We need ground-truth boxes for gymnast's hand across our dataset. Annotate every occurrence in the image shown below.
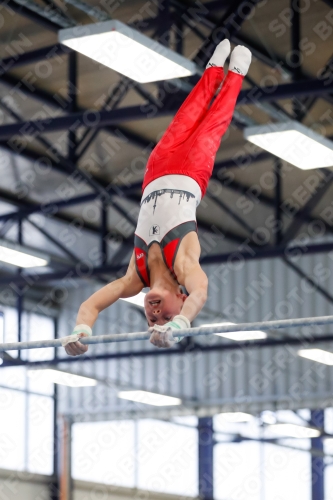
[64,324,92,356]
[64,334,89,356]
[149,315,190,348]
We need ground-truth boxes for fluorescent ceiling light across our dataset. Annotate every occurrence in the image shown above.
[118,390,182,406]
[268,423,320,439]
[244,121,333,170]
[298,348,333,365]
[27,369,97,387]
[201,322,267,341]
[120,292,146,308]
[0,239,49,268]
[217,412,253,423]
[59,20,196,83]
[261,410,277,425]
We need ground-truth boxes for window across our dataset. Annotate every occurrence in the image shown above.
[0,308,55,475]
[72,420,136,487]
[72,418,198,497]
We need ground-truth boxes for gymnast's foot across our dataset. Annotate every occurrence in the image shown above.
[206,39,231,69]
[229,45,252,76]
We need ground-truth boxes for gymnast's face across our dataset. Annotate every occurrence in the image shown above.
[144,288,187,327]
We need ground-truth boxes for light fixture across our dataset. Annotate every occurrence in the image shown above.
[118,390,182,406]
[261,410,277,425]
[27,369,97,387]
[0,239,49,268]
[217,412,253,423]
[244,121,333,170]
[59,20,197,83]
[298,348,333,365]
[200,322,267,341]
[267,423,320,439]
[120,291,146,308]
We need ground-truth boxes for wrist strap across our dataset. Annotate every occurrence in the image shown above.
[72,324,92,337]
[173,315,191,329]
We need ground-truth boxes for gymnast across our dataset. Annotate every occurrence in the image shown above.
[65,40,251,354]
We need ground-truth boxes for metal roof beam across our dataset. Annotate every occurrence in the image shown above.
[1,239,333,286]
[0,73,154,150]
[1,77,332,140]
[192,0,261,67]
[0,44,72,76]
[3,0,60,31]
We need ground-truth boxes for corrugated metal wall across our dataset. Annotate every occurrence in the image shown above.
[57,251,333,421]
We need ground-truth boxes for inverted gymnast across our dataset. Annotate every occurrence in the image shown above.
[65,40,252,355]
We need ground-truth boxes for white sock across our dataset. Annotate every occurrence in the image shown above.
[229,45,252,76]
[206,39,231,69]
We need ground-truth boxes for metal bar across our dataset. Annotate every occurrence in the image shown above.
[310,410,324,500]
[0,105,138,231]
[238,78,333,104]
[68,51,77,164]
[2,315,333,352]
[275,160,283,245]
[2,238,333,286]
[291,0,301,81]
[0,105,174,139]
[298,53,333,121]
[62,0,109,21]
[213,174,333,237]
[0,44,71,75]
[59,417,73,500]
[198,417,214,500]
[0,193,99,222]
[207,192,259,237]
[291,0,302,120]
[101,202,108,266]
[171,0,333,109]
[75,78,132,160]
[0,186,106,235]
[3,0,60,31]
[174,15,184,54]
[211,163,333,307]
[17,218,23,355]
[282,258,333,306]
[0,73,153,150]
[3,332,333,367]
[281,169,333,244]
[11,0,73,27]
[1,77,332,141]
[51,317,60,500]
[27,219,79,263]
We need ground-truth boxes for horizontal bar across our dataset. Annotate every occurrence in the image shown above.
[1,315,333,352]
[3,332,333,367]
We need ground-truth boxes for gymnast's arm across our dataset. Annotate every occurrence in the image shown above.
[173,232,208,323]
[180,261,208,322]
[64,252,143,356]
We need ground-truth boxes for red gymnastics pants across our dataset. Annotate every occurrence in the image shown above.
[142,67,244,198]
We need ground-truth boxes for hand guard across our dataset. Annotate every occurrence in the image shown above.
[61,324,92,348]
[149,315,190,348]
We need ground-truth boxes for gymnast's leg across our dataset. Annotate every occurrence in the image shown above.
[180,45,252,194]
[153,40,231,155]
